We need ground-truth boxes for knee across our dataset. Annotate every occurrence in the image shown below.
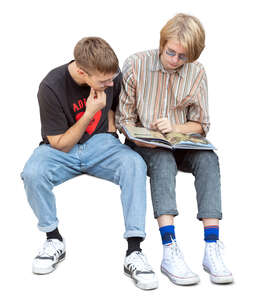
[119,150,147,174]
[194,151,220,172]
[198,151,219,165]
[21,159,51,187]
[21,145,57,185]
[150,150,177,172]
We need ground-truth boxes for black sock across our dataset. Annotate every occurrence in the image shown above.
[126,237,143,256]
[46,228,63,242]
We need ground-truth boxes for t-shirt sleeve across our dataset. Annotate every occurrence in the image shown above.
[38,83,69,136]
[111,72,122,112]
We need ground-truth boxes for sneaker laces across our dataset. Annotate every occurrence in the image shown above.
[165,240,192,274]
[128,251,152,273]
[207,241,229,273]
[38,239,63,258]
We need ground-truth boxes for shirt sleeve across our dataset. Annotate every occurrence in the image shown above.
[38,83,69,137]
[115,57,138,129]
[187,70,210,136]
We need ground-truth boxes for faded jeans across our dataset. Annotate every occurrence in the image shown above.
[21,133,147,239]
[125,140,222,220]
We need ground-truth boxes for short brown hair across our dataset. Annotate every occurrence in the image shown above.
[74,37,119,74]
[159,14,205,62]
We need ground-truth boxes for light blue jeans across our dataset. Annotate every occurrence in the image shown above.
[21,133,147,239]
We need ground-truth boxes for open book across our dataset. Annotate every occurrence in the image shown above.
[123,125,216,150]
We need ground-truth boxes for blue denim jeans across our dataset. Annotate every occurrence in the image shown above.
[125,140,222,220]
[21,133,147,239]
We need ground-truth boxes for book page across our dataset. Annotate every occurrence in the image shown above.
[164,132,209,146]
[124,125,167,141]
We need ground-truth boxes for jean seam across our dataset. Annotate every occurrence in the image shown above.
[154,210,179,218]
[86,164,120,184]
[197,213,222,220]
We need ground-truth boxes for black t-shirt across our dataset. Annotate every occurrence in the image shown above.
[38,61,122,144]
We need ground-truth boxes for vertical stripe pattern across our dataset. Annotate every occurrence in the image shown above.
[116,49,210,135]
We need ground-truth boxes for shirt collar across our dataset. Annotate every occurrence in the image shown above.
[150,49,185,78]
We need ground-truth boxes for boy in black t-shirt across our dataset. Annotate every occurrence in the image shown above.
[21,37,158,290]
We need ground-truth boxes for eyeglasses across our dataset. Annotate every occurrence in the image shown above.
[98,68,120,85]
[165,49,187,62]
[80,67,121,87]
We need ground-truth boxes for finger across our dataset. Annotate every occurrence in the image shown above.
[157,127,170,134]
[153,119,160,126]
[152,120,161,129]
[154,120,167,127]
[157,124,167,131]
[96,90,105,97]
[152,122,158,129]
[161,129,169,134]
[150,123,157,130]
[89,88,95,98]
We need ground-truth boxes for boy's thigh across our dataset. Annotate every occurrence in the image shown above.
[22,144,81,185]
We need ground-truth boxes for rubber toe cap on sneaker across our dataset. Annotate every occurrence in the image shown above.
[32,258,55,274]
[134,271,159,290]
[161,265,200,286]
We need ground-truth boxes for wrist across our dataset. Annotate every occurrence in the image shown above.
[84,110,95,120]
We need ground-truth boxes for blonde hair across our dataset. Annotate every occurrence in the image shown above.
[74,37,119,74]
[159,13,205,62]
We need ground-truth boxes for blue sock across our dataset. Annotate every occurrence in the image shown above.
[159,225,175,245]
[204,226,219,243]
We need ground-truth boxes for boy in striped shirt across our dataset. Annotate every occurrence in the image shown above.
[117,13,233,285]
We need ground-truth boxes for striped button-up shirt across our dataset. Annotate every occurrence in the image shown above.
[116,49,210,135]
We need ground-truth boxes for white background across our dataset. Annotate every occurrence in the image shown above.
[1,0,253,299]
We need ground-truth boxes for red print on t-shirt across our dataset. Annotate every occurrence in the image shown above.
[75,110,102,134]
[74,97,102,135]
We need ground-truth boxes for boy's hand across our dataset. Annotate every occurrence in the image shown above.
[86,88,106,115]
[153,118,174,134]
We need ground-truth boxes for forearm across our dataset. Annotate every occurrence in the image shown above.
[47,88,107,153]
[48,111,94,152]
[173,121,204,135]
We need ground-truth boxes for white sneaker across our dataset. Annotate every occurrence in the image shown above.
[124,251,159,290]
[161,241,200,285]
[203,241,233,284]
[32,239,66,274]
